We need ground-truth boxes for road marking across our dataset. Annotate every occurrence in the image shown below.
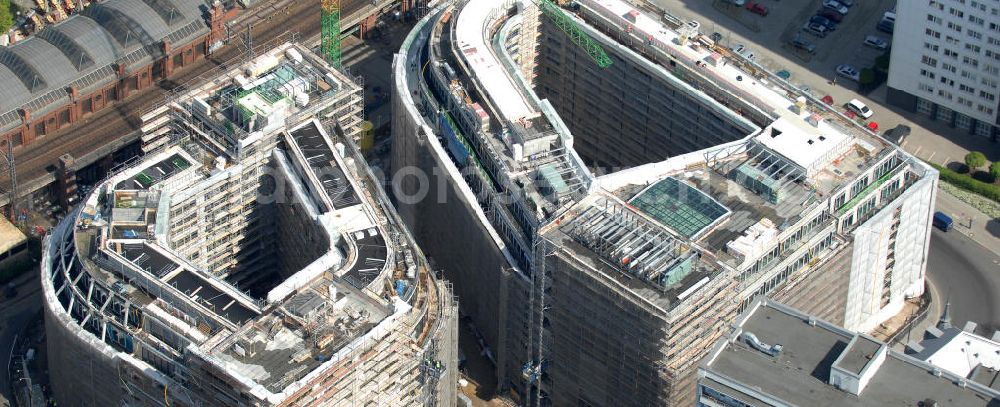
[927,151,936,162]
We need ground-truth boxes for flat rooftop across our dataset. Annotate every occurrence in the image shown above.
[211,279,389,393]
[454,0,533,121]
[115,153,191,190]
[702,301,1000,406]
[0,216,26,254]
[544,194,722,311]
[287,121,361,210]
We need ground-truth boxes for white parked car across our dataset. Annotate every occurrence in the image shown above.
[822,0,849,15]
[731,44,756,60]
[863,35,889,50]
[836,64,860,81]
[847,98,874,119]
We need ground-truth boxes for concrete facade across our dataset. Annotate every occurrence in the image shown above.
[41,43,458,407]
[887,0,1000,141]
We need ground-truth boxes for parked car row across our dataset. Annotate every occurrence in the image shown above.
[801,0,853,39]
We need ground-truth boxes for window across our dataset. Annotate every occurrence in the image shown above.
[950,7,964,17]
[940,76,955,86]
[980,90,995,101]
[961,70,977,79]
[920,69,937,79]
[172,53,183,68]
[928,14,943,23]
[920,83,935,92]
[965,43,982,53]
[82,98,93,114]
[956,112,973,129]
[927,28,942,38]
[968,29,983,40]
[991,22,1000,32]
[922,55,939,67]
[924,42,941,51]
[944,49,960,59]
[975,121,992,137]
[963,56,980,67]
[917,97,936,115]
[960,83,976,93]
[943,62,958,72]
[969,15,985,25]
[946,35,960,44]
[948,21,963,32]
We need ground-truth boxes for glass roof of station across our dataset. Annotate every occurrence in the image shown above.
[629,177,730,239]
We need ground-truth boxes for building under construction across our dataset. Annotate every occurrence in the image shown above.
[391,0,938,405]
[41,42,458,407]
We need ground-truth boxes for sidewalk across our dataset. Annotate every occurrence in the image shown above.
[934,186,1000,256]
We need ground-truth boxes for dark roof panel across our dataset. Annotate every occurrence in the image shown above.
[9,38,80,90]
[0,66,31,114]
[105,0,174,42]
[48,16,124,68]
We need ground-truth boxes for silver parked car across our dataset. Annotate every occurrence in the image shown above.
[863,35,889,50]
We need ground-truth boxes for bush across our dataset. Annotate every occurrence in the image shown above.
[930,162,1000,203]
[991,161,1000,181]
[859,68,875,85]
[965,151,987,171]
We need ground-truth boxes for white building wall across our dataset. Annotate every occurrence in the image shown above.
[888,0,1000,132]
[844,173,936,332]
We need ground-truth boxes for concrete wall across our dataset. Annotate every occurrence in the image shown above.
[845,173,936,332]
[390,85,522,386]
[770,244,853,327]
[532,21,752,169]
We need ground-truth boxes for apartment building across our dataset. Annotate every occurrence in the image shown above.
[887,0,1000,140]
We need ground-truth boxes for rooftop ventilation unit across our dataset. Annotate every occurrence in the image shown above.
[742,331,783,356]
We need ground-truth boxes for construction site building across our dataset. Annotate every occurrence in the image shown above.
[41,42,458,407]
[392,0,938,405]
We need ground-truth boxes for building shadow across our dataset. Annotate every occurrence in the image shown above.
[986,218,1000,239]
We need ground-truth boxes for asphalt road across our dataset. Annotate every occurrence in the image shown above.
[925,228,1000,336]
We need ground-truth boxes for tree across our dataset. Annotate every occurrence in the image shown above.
[874,54,890,72]
[965,151,987,171]
[990,161,1000,182]
[0,0,12,34]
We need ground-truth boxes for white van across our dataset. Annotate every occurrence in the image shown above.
[847,99,874,119]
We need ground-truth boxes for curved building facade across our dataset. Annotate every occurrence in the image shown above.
[392,0,937,405]
[42,42,457,407]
